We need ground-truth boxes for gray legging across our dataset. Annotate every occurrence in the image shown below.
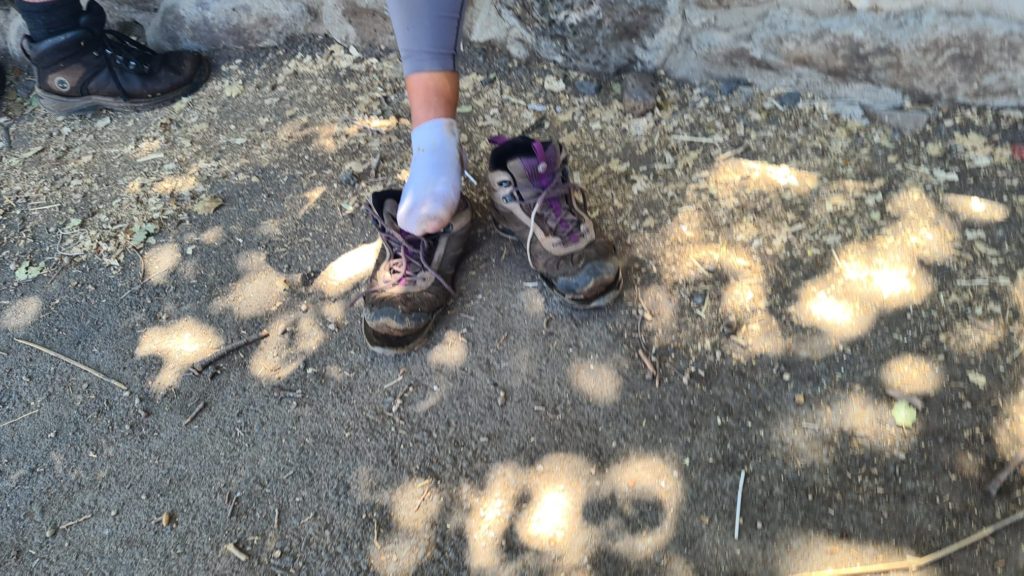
[387,0,466,76]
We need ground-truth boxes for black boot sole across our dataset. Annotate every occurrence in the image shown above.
[362,315,437,355]
[35,56,211,115]
[493,217,624,309]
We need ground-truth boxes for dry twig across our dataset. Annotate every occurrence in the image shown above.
[1,409,40,428]
[793,508,1024,575]
[189,331,269,376]
[734,469,746,541]
[223,542,249,562]
[59,514,92,531]
[15,338,127,391]
[986,450,1024,497]
[183,401,207,426]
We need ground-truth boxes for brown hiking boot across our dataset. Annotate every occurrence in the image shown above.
[21,0,208,115]
[361,189,473,354]
[487,136,623,308]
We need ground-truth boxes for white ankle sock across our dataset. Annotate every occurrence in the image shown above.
[397,118,462,236]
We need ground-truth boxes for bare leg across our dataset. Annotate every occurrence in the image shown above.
[386,0,466,235]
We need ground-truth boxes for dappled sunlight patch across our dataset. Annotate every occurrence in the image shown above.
[943,194,1010,224]
[198,225,225,245]
[993,387,1024,462]
[953,450,984,481]
[731,312,789,357]
[314,241,380,298]
[791,286,873,343]
[708,158,818,208]
[777,531,940,575]
[942,318,1006,357]
[1,296,43,332]
[880,354,944,397]
[249,310,326,382]
[211,251,289,319]
[832,390,915,449]
[568,360,622,405]
[598,455,683,561]
[639,284,679,346]
[774,389,916,469]
[790,187,956,348]
[886,186,959,264]
[343,115,406,137]
[277,117,345,153]
[142,243,182,285]
[135,317,223,393]
[319,301,347,325]
[454,452,684,574]
[370,477,442,576]
[519,286,546,317]
[515,455,595,562]
[299,185,327,217]
[427,330,469,369]
[257,219,284,237]
[152,167,201,195]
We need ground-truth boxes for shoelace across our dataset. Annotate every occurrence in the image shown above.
[96,30,156,100]
[491,136,584,269]
[353,205,454,305]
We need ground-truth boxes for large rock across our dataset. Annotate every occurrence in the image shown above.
[2,0,1024,108]
[487,0,670,71]
[148,0,317,51]
[322,0,394,48]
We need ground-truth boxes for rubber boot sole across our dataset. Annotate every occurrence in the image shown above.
[493,218,623,309]
[35,57,211,115]
[363,315,437,355]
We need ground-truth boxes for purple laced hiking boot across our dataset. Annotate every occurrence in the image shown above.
[487,136,622,308]
[360,189,473,354]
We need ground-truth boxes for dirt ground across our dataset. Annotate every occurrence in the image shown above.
[3,40,1024,575]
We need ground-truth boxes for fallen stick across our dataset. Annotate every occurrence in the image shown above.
[183,401,207,427]
[15,338,127,392]
[223,542,249,562]
[189,330,269,376]
[59,514,92,531]
[793,508,1024,576]
[986,450,1024,497]
[734,469,746,541]
[1,409,40,428]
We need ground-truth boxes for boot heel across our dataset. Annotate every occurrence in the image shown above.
[35,90,98,115]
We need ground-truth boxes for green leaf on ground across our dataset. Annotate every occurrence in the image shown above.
[130,222,158,248]
[892,400,918,429]
[14,261,44,282]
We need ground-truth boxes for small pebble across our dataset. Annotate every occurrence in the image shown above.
[339,170,358,187]
[794,393,805,406]
[574,79,601,96]
[691,291,707,307]
[46,526,57,538]
[775,91,801,108]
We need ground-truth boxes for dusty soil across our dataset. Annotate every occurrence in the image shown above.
[3,40,1024,575]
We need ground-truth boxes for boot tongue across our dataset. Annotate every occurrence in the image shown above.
[79,0,108,33]
[506,140,562,200]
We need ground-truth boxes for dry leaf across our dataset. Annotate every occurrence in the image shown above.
[193,195,224,215]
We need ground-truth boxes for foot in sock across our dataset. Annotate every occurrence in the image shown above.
[397,117,463,236]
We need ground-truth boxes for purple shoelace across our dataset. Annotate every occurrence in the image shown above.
[354,205,453,304]
[491,135,583,268]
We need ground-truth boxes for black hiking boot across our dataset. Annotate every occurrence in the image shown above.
[20,0,208,115]
[361,189,473,354]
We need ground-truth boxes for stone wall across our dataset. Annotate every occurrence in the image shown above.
[3,0,1023,109]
